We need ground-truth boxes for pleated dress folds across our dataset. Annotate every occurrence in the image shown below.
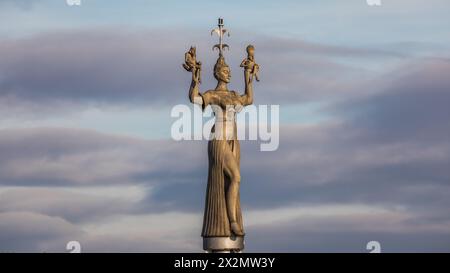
[201,138,244,237]
[199,89,245,238]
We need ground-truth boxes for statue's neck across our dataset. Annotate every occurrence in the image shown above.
[215,81,228,91]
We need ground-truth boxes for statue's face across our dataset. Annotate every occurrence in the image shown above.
[217,66,231,83]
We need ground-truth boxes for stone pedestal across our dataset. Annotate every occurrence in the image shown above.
[203,236,244,253]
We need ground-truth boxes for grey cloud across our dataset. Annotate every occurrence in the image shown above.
[0,118,448,252]
[248,227,450,253]
[335,58,450,143]
[0,188,136,222]
[0,127,205,187]
[0,211,84,252]
[2,204,449,252]
[254,35,405,58]
[240,59,450,210]
[0,29,186,106]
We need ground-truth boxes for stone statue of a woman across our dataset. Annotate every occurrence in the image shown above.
[187,50,255,251]
[184,18,258,252]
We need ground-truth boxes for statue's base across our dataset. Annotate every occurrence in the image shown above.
[203,236,244,253]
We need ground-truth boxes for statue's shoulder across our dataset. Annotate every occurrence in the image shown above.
[230,90,240,97]
[202,90,240,100]
[202,90,216,98]
[201,90,219,105]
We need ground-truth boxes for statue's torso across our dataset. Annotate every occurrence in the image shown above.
[202,90,243,140]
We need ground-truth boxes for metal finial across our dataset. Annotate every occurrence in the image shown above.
[211,18,230,55]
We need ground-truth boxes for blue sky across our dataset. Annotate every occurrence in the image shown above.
[2,0,450,46]
[0,0,449,252]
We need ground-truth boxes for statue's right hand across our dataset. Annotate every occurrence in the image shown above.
[193,72,199,82]
[191,72,200,85]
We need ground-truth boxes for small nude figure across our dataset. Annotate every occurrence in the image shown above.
[183,46,202,83]
[240,44,259,82]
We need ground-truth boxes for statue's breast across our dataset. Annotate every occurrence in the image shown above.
[212,105,238,122]
[210,91,243,110]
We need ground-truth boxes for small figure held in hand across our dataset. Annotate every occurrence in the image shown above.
[240,44,260,83]
[183,46,202,83]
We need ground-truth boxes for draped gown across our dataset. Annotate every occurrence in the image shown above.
[199,90,245,238]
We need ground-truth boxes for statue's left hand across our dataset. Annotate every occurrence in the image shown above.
[191,68,201,85]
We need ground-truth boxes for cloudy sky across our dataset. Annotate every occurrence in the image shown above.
[0,0,449,252]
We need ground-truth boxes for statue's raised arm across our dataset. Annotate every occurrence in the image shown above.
[240,44,259,106]
[182,46,203,105]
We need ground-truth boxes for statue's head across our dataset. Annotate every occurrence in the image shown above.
[246,44,255,56]
[214,55,231,83]
[189,46,196,55]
